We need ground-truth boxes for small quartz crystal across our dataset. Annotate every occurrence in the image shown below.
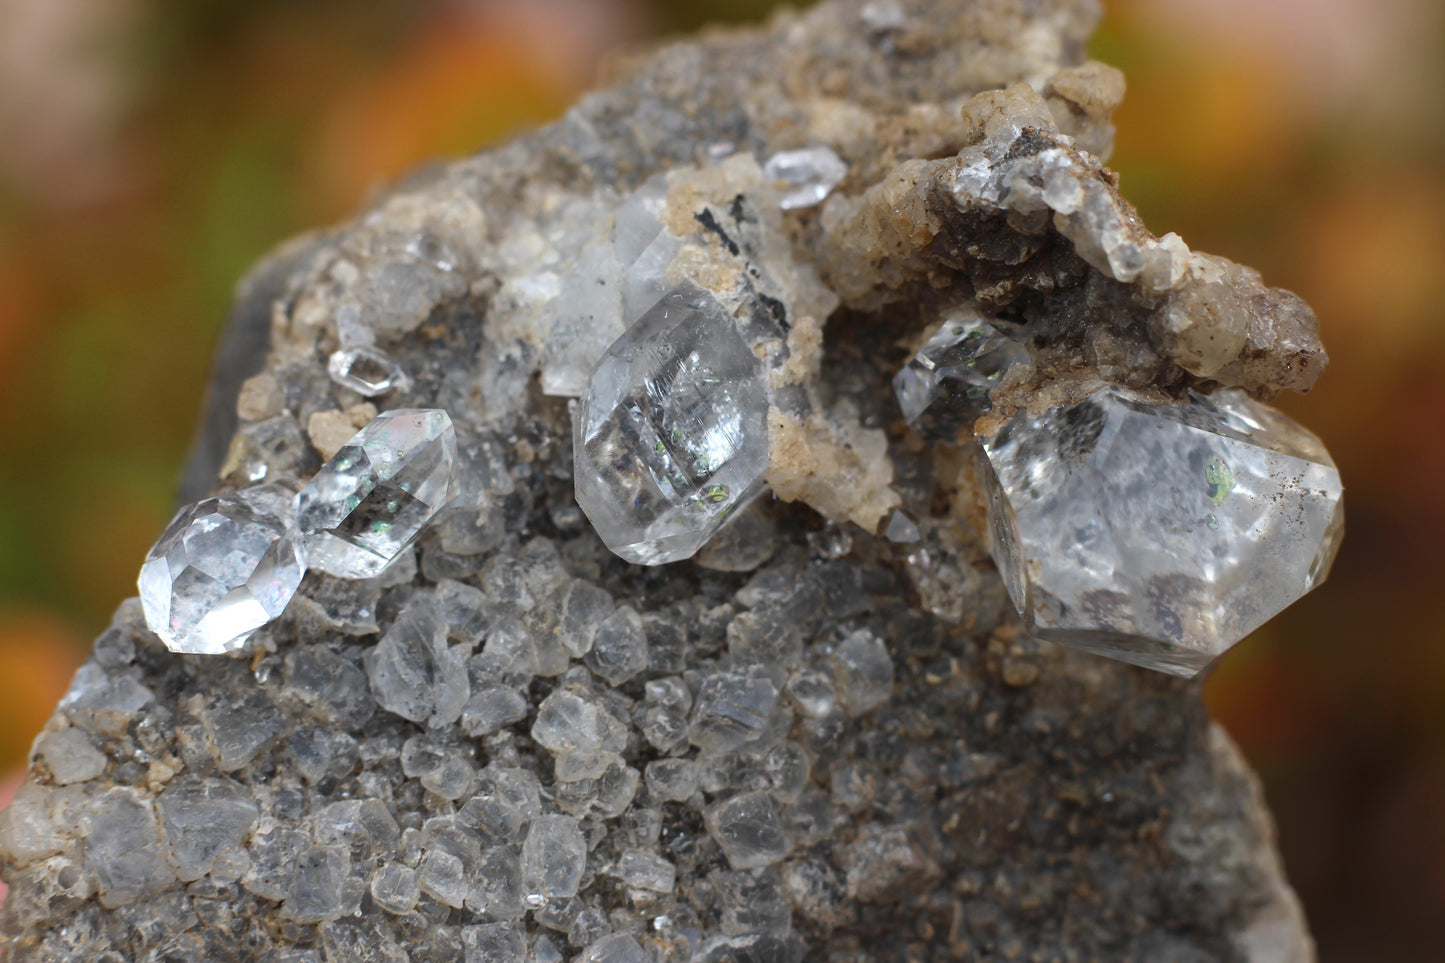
[139,485,306,654]
[296,408,460,578]
[327,346,406,397]
[762,147,848,210]
[979,386,1344,676]
[893,311,1029,441]
[573,282,770,565]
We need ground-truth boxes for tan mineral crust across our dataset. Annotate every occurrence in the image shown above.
[1,1,1322,961]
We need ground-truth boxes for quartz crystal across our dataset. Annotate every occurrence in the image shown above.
[573,282,770,565]
[296,408,460,578]
[139,485,306,654]
[327,346,406,397]
[762,147,848,210]
[979,386,1344,676]
[893,312,1029,441]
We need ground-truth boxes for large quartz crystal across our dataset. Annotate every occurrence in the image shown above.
[979,387,1343,676]
[893,311,1029,441]
[573,282,769,565]
[138,485,306,654]
[295,408,460,578]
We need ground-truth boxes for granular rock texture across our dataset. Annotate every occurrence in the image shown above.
[0,0,1320,960]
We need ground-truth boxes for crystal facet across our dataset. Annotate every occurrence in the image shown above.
[139,485,306,654]
[979,387,1343,676]
[573,282,770,565]
[296,409,460,578]
[327,346,406,397]
[762,147,848,210]
[893,312,1029,441]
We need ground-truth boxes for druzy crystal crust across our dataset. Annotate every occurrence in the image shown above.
[573,282,769,565]
[296,408,460,578]
[979,386,1343,676]
[893,312,1029,441]
[139,485,306,654]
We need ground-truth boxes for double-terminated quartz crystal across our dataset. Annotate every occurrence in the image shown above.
[893,311,1029,441]
[297,409,460,578]
[574,282,769,565]
[979,386,1343,676]
[139,486,306,654]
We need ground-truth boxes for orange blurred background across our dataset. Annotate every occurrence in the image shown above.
[0,1,1441,958]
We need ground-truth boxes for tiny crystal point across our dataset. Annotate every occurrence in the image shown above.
[762,146,848,210]
[296,409,461,578]
[893,312,1029,441]
[327,346,405,397]
[979,387,1343,677]
[139,485,306,654]
[573,282,770,565]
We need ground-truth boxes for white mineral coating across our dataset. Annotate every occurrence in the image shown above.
[892,311,1029,441]
[295,408,460,578]
[705,791,791,870]
[542,239,626,398]
[980,386,1344,677]
[364,593,469,727]
[326,345,406,397]
[520,814,587,899]
[573,282,770,565]
[138,484,306,655]
[762,146,848,210]
[155,774,260,882]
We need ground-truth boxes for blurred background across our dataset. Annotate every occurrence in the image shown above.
[0,0,1440,957]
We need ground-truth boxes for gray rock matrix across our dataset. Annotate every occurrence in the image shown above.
[0,1,1321,960]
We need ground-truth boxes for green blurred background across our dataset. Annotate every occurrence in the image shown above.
[0,0,1441,958]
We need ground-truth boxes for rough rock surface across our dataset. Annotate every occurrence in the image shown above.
[1,1,1319,960]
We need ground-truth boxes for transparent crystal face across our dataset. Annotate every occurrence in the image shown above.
[762,147,848,210]
[296,409,461,578]
[327,347,404,397]
[574,283,769,565]
[893,312,1029,441]
[979,387,1344,677]
[139,486,306,654]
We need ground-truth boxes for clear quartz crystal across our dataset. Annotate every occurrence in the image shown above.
[893,311,1029,441]
[762,147,848,210]
[573,282,770,565]
[296,409,460,578]
[139,484,306,654]
[979,386,1344,677]
[327,346,405,397]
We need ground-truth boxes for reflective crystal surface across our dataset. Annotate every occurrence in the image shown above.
[573,282,769,565]
[296,409,460,578]
[139,485,306,654]
[327,346,405,397]
[893,312,1029,441]
[979,387,1343,676]
[762,147,848,210]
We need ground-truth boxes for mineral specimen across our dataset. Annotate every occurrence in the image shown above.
[138,484,306,654]
[892,311,1030,441]
[2,0,1328,960]
[295,408,460,578]
[573,282,770,565]
[979,386,1343,676]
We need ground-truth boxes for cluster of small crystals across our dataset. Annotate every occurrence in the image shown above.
[139,409,459,654]
[1,409,1277,961]
[976,387,1343,676]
